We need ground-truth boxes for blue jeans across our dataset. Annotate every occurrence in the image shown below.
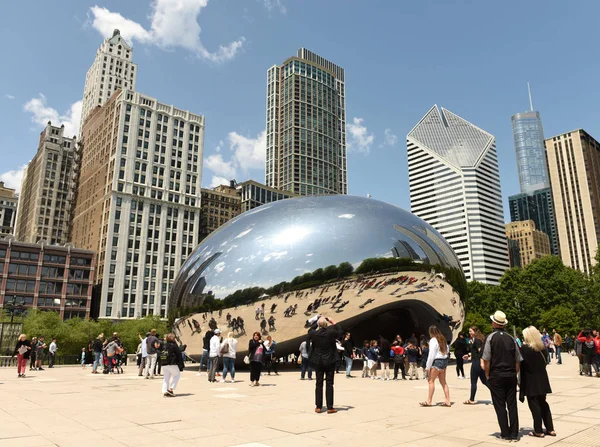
[93,352,101,372]
[345,356,353,376]
[222,357,235,380]
[556,346,562,364]
[301,357,312,379]
[199,349,211,371]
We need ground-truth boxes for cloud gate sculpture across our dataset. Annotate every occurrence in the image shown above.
[170,196,466,363]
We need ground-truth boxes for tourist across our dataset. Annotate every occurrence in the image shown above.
[552,329,563,365]
[137,332,148,376]
[464,326,488,405]
[208,329,222,383]
[13,334,32,378]
[85,339,94,368]
[360,340,370,378]
[162,333,185,397]
[420,341,429,380]
[220,331,238,383]
[367,340,380,379]
[577,330,599,377]
[481,311,523,442]
[519,326,555,438]
[307,316,343,413]
[299,339,313,380]
[379,336,391,381]
[248,332,266,386]
[48,338,57,368]
[342,332,355,378]
[265,335,279,376]
[419,325,450,407]
[391,340,406,380]
[35,336,47,371]
[92,334,104,374]
[153,334,164,376]
[453,333,468,379]
[29,337,37,371]
[406,339,419,380]
[80,348,86,367]
[198,328,214,375]
[144,329,159,379]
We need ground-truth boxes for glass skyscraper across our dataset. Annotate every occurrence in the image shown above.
[509,109,559,256]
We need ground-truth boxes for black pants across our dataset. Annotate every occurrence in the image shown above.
[488,376,519,439]
[315,364,335,410]
[266,356,278,374]
[49,353,55,368]
[393,360,406,379]
[527,395,554,435]
[456,356,464,377]
[469,360,489,401]
[250,361,263,382]
[30,352,36,369]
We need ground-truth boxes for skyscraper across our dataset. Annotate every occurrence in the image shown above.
[79,29,137,133]
[407,105,509,284]
[545,130,600,274]
[265,48,347,196]
[0,181,18,236]
[16,123,76,245]
[505,220,551,267]
[71,89,204,319]
[508,89,558,255]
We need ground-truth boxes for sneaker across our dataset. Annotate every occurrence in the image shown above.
[38,367,44,371]
[219,379,226,383]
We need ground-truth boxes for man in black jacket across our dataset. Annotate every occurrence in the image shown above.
[307,316,343,414]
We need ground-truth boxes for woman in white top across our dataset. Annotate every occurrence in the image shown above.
[220,332,238,383]
[420,325,451,407]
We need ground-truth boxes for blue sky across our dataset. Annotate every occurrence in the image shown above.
[2,0,600,221]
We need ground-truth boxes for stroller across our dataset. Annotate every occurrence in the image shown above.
[102,347,124,374]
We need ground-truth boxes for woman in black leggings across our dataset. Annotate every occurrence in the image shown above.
[464,326,489,405]
[453,333,468,378]
[248,332,266,386]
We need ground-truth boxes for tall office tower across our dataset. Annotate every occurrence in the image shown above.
[0,182,18,236]
[80,29,137,134]
[508,104,558,255]
[407,105,509,284]
[72,89,204,319]
[199,182,242,241]
[545,130,600,274]
[265,48,347,196]
[505,220,551,267]
[16,123,76,245]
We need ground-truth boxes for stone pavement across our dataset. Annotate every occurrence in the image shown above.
[0,354,599,447]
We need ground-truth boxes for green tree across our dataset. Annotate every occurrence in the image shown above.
[538,305,579,335]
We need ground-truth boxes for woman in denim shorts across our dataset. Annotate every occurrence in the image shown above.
[420,325,451,407]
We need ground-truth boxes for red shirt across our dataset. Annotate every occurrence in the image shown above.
[391,345,404,356]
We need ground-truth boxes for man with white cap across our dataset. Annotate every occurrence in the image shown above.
[481,310,523,442]
[208,329,222,383]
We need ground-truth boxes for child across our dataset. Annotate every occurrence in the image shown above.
[406,340,419,380]
[420,342,429,380]
[368,340,380,379]
[361,340,370,378]
[80,347,86,368]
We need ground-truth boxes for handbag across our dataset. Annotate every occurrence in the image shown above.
[297,356,302,365]
[243,355,250,364]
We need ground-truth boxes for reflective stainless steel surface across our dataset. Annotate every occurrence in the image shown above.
[171,196,466,361]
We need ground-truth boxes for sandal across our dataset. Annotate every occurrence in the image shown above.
[419,402,432,407]
[528,432,544,438]
[439,402,452,407]
[545,431,556,437]
[463,400,476,405]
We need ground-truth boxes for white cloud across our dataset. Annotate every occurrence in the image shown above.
[262,0,287,14]
[0,165,27,193]
[347,117,374,154]
[208,175,231,188]
[205,154,236,178]
[5,94,15,100]
[23,94,82,138]
[89,1,245,63]
[263,251,287,262]
[382,128,398,147]
[229,130,266,172]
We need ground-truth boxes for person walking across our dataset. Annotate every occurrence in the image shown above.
[248,332,267,386]
[577,330,599,377]
[144,329,159,379]
[519,326,556,438]
[92,334,104,374]
[29,337,37,371]
[220,331,238,383]
[307,316,343,413]
[13,334,32,378]
[481,311,523,442]
[552,329,562,365]
[208,329,222,383]
[162,333,185,397]
[48,338,57,368]
[419,325,450,407]
[35,336,47,370]
[453,333,468,379]
[299,340,313,380]
[464,326,489,405]
[342,332,355,378]
[264,335,279,376]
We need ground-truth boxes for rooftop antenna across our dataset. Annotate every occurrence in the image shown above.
[527,82,534,112]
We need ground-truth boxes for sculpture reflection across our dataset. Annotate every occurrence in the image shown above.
[169,196,466,363]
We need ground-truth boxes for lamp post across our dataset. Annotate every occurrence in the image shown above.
[4,296,26,323]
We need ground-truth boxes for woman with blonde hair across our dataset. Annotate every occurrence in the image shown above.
[220,331,238,383]
[420,325,451,407]
[13,334,32,378]
[519,326,555,438]
[161,333,184,397]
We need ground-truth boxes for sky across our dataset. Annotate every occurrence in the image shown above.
[2,0,600,221]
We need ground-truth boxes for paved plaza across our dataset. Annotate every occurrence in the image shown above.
[0,354,599,447]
